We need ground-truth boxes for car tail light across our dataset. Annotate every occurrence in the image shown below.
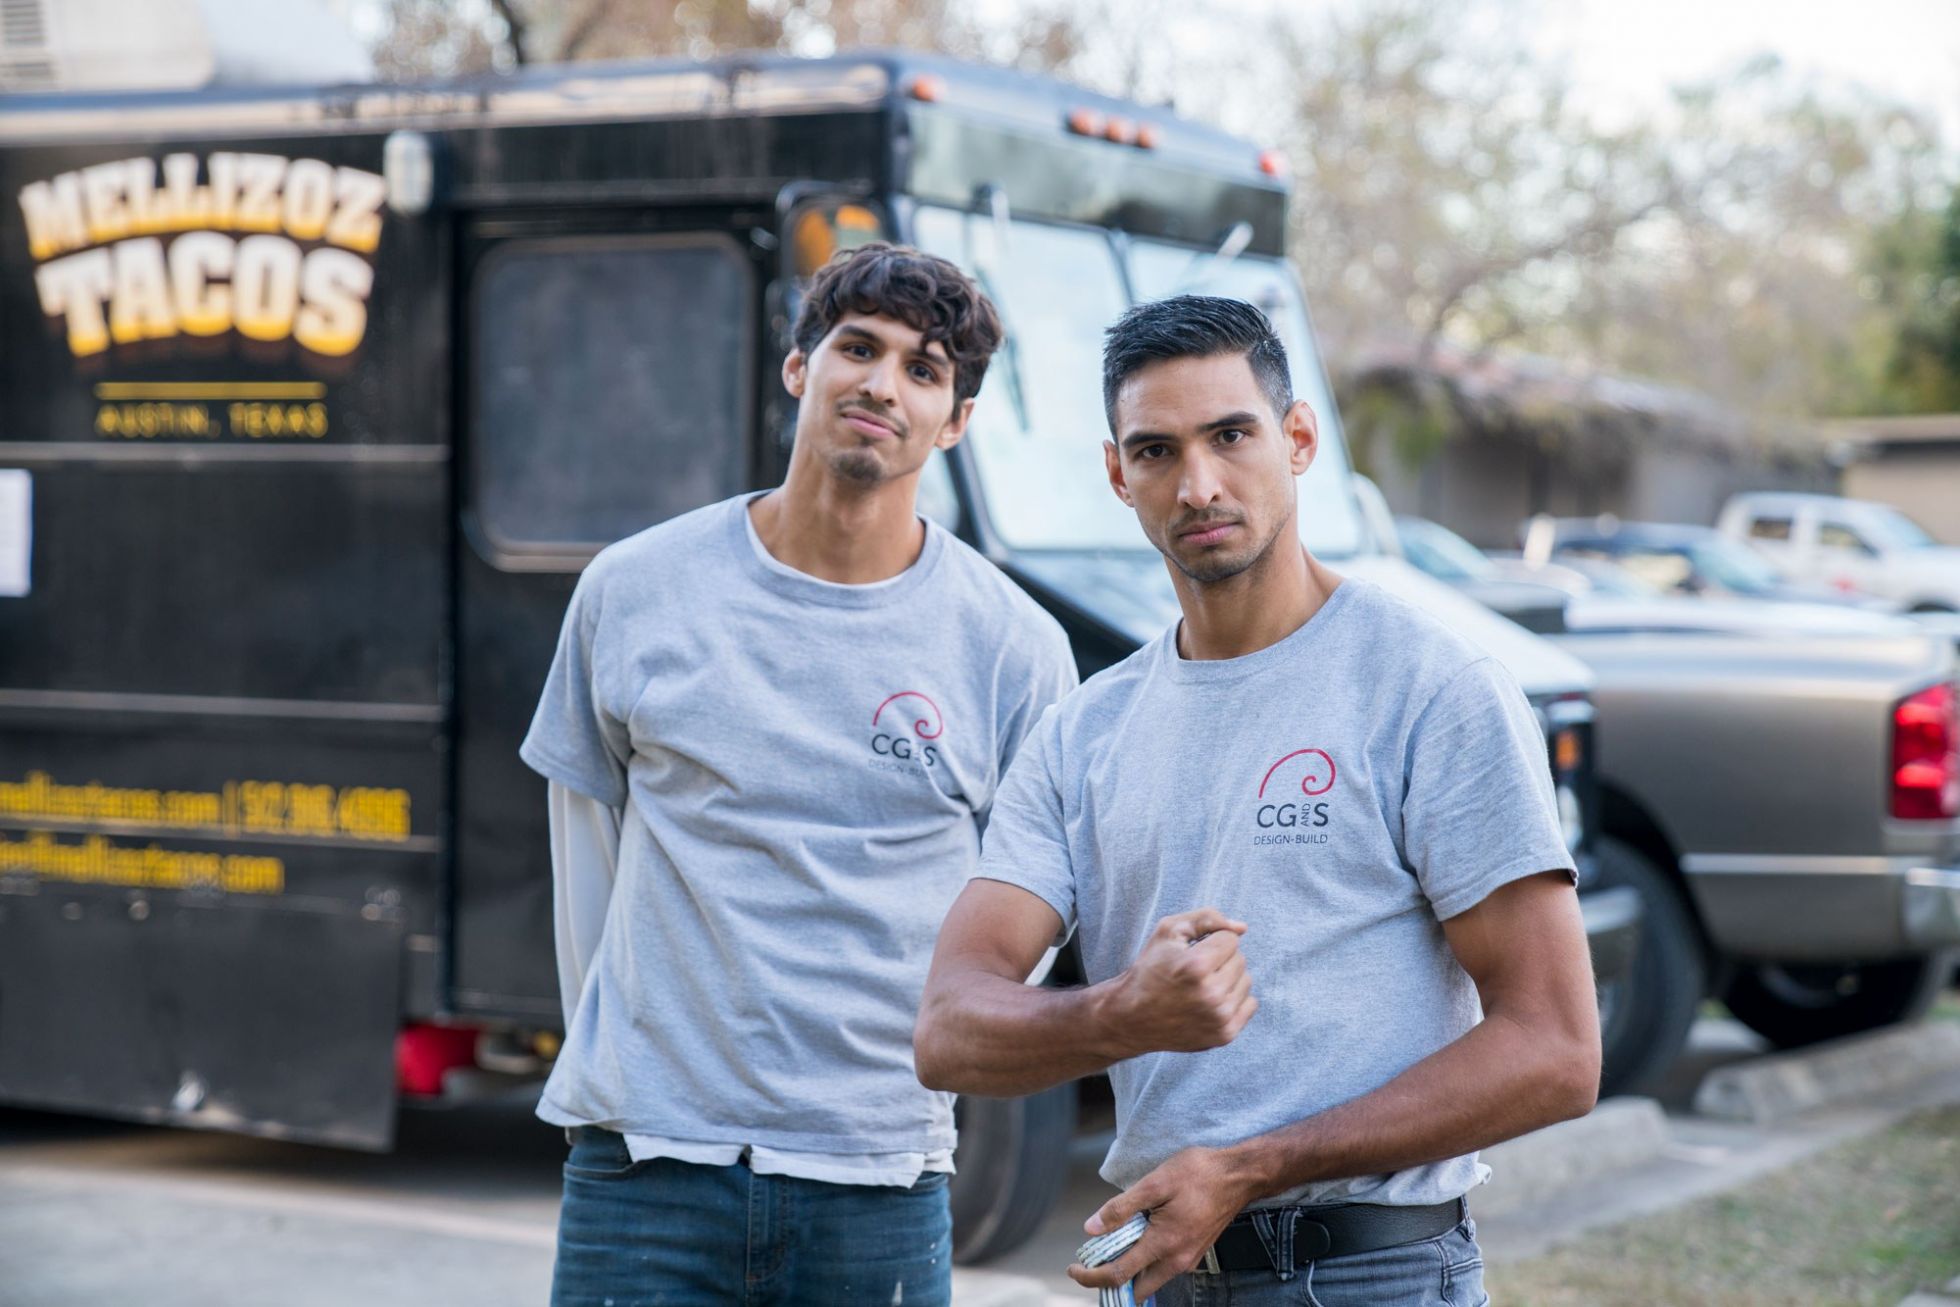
[395,1023,480,1096]
[1891,681,1959,820]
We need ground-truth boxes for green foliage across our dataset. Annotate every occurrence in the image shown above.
[1340,378,1454,478]
[1863,188,1960,414]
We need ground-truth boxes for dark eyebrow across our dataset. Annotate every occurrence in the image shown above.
[1118,411,1261,453]
[834,323,950,366]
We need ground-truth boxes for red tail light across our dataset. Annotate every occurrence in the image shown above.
[1891,681,1959,820]
[395,1023,480,1096]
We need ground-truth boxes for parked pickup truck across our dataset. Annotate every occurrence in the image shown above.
[1381,510,1960,1091]
[1573,627,1959,1085]
[1719,492,1960,613]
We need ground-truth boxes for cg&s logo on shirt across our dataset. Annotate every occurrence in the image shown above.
[1254,748,1335,846]
[869,691,942,776]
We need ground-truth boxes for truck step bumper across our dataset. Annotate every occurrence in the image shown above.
[1682,856,1960,961]
[1904,866,1960,951]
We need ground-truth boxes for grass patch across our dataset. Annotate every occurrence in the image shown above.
[1490,1106,1960,1306]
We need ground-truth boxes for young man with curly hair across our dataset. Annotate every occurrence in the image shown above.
[523,243,1076,1306]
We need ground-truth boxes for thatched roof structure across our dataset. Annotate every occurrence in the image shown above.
[1337,339,1824,477]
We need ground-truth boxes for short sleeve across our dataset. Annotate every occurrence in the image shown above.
[1403,658,1576,921]
[995,616,1079,789]
[973,704,1078,940]
[520,570,630,808]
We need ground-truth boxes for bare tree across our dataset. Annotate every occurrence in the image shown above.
[1262,0,1946,420]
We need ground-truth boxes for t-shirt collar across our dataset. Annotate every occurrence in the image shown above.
[734,491,947,609]
[1155,576,1358,683]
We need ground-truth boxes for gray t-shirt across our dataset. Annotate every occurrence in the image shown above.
[522,493,1076,1157]
[976,577,1575,1207]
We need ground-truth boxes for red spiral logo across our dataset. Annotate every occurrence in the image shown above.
[1258,748,1336,798]
[872,691,943,740]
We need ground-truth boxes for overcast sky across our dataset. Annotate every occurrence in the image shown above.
[328,0,1960,142]
[1529,0,1960,136]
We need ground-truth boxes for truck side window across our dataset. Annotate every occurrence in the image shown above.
[1748,516,1793,542]
[471,236,752,553]
[1817,522,1875,556]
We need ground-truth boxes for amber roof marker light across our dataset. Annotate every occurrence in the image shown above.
[907,74,946,102]
[1066,106,1106,138]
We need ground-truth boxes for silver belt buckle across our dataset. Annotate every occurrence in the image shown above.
[1198,1244,1221,1276]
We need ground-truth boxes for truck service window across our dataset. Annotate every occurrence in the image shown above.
[471,236,751,554]
[1126,241,1366,560]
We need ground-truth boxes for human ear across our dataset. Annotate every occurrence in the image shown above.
[934,397,974,452]
[781,349,808,400]
[1285,400,1319,474]
[1104,440,1134,507]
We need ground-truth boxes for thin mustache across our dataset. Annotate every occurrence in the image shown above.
[839,404,905,437]
[1174,514,1242,535]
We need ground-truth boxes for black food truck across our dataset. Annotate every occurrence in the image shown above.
[0,52,1634,1261]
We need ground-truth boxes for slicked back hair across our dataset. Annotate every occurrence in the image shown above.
[791,241,1003,408]
[1101,295,1293,432]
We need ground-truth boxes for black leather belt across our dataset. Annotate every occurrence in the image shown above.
[1199,1197,1466,1277]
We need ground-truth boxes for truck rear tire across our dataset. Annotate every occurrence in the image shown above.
[1722,952,1953,1048]
[949,1084,1077,1265]
[1592,836,1706,1096]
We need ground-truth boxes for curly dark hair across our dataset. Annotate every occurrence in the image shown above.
[792,242,1003,408]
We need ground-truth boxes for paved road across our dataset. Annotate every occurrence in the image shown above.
[2,1015,1954,1306]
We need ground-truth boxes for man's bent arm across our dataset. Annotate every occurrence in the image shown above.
[1218,871,1599,1195]
[915,879,1132,1096]
[917,880,1258,1097]
[1075,871,1598,1297]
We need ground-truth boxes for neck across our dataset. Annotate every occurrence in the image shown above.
[748,450,925,585]
[1172,529,1341,661]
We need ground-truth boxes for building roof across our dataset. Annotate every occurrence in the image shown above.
[1824,414,1960,445]
[1341,338,1823,469]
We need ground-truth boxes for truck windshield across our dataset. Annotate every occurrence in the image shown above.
[1688,536,1787,594]
[912,207,1144,551]
[1861,505,1937,551]
[911,209,1365,558]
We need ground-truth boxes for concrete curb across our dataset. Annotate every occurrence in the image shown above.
[1693,1021,1960,1125]
[953,1267,1058,1307]
[1474,1096,1670,1219]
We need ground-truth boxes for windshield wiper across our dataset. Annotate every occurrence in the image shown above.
[969,183,1032,433]
[1173,220,1254,293]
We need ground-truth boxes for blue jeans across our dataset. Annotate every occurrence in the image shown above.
[1154,1219,1488,1307]
[550,1127,953,1306]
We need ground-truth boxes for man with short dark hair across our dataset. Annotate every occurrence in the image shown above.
[524,242,1075,1306]
[915,295,1599,1305]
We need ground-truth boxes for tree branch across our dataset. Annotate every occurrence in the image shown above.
[553,0,617,63]
[486,0,528,65]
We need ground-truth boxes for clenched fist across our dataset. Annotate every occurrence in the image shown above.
[1103,908,1258,1056]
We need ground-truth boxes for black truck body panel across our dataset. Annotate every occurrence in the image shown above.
[0,53,1289,1146]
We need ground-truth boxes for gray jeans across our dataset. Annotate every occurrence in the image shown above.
[1154,1218,1487,1307]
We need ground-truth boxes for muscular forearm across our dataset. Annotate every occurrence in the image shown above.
[1220,1009,1598,1202]
[915,968,1132,1096]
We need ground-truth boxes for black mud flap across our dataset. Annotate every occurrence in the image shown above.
[0,889,404,1150]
